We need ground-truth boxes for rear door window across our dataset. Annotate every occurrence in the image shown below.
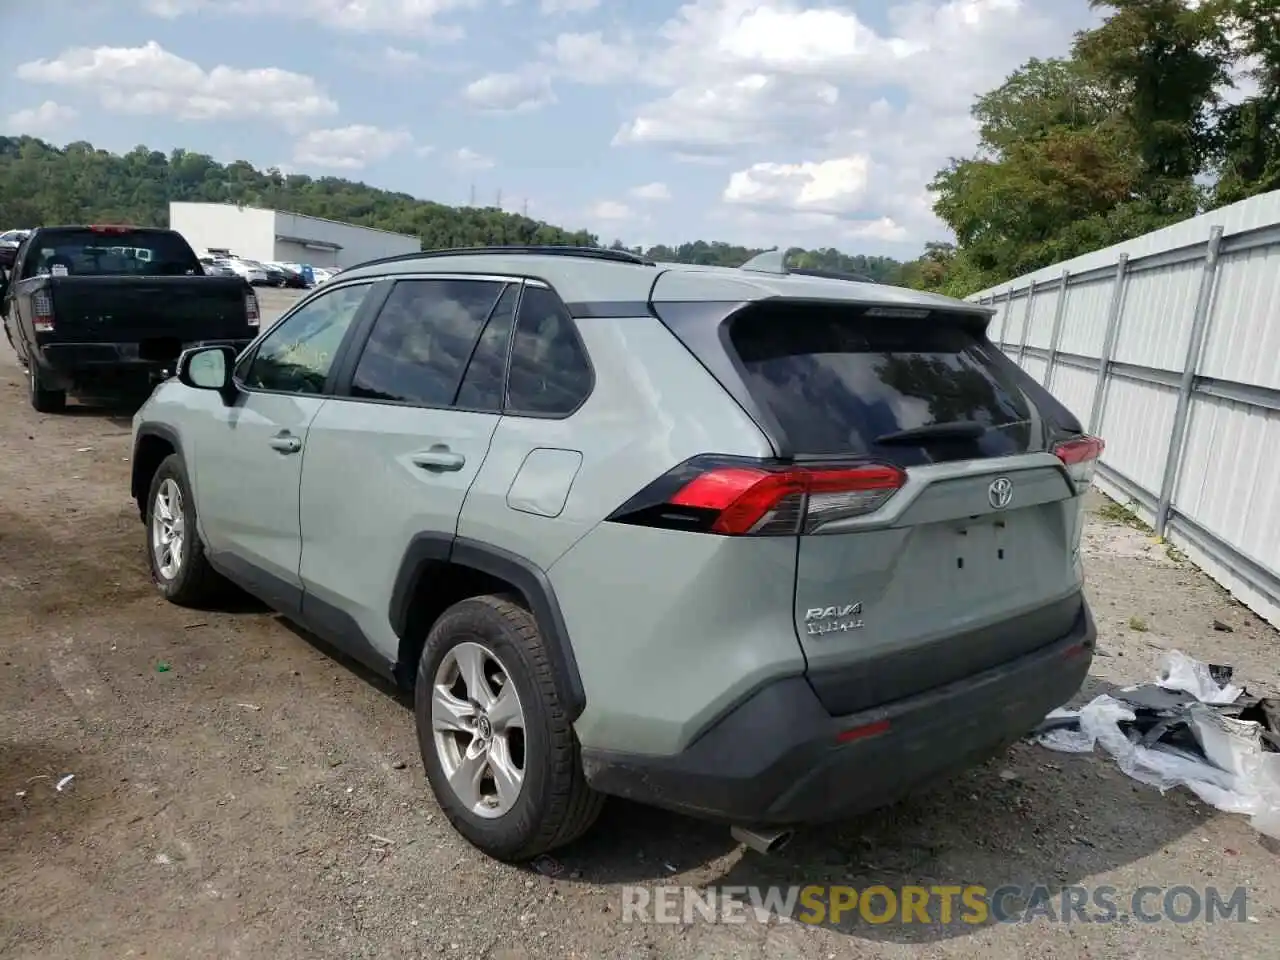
[455,283,519,412]
[725,304,1034,458]
[348,278,506,407]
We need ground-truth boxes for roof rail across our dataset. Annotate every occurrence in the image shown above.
[348,244,656,272]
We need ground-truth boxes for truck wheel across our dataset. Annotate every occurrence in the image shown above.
[146,453,226,606]
[28,363,66,413]
[415,595,604,862]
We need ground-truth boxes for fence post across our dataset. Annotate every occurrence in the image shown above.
[1154,225,1224,537]
[996,288,1013,347]
[1087,254,1129,435]
[1043,269,1070,389]
[1016,280,1036,365]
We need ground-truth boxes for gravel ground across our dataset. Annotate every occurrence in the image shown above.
[2,288,1278,959]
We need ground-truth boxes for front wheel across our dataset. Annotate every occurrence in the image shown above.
[415,596,604,861]
[146,454,226,606]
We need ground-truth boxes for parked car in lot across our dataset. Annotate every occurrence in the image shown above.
[129,244,1101,862]
[2,224,261,411]
[0,229,30,274]
[265,261,311,289]
[220,257,270,286]
[310,266,336,285]
[259,263,289,287]
[199,256,237,278]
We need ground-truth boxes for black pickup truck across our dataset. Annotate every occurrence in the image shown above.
[1,225,261,412]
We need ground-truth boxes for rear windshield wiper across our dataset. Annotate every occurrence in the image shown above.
[875,422,987,444]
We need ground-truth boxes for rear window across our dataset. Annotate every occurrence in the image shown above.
[23,229,201,278]
[725,304,1034,458]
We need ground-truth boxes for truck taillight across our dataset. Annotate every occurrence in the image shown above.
[607,456,906,535]
[32,289,54,333]
[1053,435,1104,488]
[245,289,260,327]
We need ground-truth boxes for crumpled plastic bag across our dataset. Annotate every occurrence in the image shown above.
[1155,650,1243,705]
[1036,694,1280,830]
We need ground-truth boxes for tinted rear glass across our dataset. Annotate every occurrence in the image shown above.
[726,305,1034,458]
[24,229,201,277]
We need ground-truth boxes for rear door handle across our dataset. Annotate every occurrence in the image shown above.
[268,432,302,454]
[411,447,465,471]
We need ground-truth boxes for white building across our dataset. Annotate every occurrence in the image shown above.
[168,202,420,269]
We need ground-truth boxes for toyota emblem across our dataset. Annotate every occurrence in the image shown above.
[988,476,1013,509]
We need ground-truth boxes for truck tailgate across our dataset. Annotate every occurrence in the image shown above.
[47,275,253,341]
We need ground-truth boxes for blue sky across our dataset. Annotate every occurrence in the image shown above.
[0,0,1100,260]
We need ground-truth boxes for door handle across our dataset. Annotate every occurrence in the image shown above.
[411,447,465,471]
[268,432,302,454]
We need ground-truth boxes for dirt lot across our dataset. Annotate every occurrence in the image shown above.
[2,287,1279,959]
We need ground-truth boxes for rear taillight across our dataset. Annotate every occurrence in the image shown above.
[1053,435,1104,488]
[244,289,260,327]
[32,289,54,333]
[608,457,906,536]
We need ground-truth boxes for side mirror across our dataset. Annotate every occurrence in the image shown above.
[177,345,237,399]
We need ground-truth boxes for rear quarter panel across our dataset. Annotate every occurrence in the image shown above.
[457,312,802,756]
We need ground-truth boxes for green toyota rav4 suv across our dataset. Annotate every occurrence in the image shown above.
[130,246,1100,861]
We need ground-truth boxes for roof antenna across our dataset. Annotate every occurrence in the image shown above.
[738,247,788,275]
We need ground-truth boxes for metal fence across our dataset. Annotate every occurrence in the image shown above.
[968,191,1280,630]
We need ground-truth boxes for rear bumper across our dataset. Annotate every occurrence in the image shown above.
[581,600,1095,825]
[36,339,253,388]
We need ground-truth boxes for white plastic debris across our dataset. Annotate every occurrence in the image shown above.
[1156,650,1243,704]
[1034,707,1095,753]
[55,774,74,792]
[1035,650,1280,834]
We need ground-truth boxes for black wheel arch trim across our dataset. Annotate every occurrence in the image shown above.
[390,533,587,720]
[131,421,186,503]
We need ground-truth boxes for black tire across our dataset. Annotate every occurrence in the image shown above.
[145,453,226,606]
[415,595,604,862]
[28,362,66,413]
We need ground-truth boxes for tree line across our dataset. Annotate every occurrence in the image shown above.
[0,136,906,284]
[921,0,1280,297]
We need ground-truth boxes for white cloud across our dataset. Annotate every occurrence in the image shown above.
[463,71,556,112]
[540,32,639,84]
[293,125,414,169]
[16,42,337,127]
[451,147,495,170]
[384,46,425,69]
[630,182,670,201]
[588,200,633,220]
[723,156,870,215]
[542,0,1097,244]
[613,73,839,152]
[140,0,474,39]
[540,0,599,12]
[3,101,78,135]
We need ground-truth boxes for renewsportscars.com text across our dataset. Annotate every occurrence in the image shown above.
[620,883,1250,926]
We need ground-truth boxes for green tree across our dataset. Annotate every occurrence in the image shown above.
[1213,0,1280,203]
[0,135,911,284]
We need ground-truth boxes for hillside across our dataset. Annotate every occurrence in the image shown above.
[0,136,907,283]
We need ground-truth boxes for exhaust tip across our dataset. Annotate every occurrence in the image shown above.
[731,825,795,855]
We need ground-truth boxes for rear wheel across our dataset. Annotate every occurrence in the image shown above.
[28,363,66,413]
[415,595,603,861]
